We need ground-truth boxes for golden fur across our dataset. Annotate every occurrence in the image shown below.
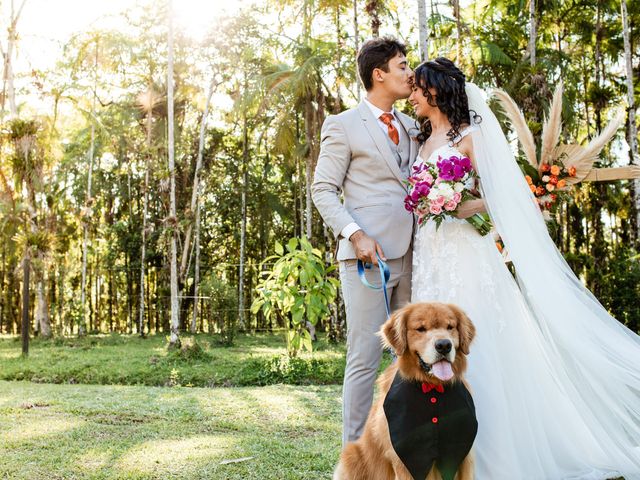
[333,302,477,480]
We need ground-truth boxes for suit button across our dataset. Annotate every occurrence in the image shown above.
[432,417,438,424]
[431,397,437,404]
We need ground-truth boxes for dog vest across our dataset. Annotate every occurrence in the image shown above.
[383,372,478,480]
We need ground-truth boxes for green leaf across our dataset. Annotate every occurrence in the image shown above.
[275,242,284,256]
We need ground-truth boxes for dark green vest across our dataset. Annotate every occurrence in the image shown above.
[383,372,478,480]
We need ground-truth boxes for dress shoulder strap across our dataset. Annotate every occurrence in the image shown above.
[448,125,478,147]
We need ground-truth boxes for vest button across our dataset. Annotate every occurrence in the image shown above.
[430,397,437,404]
[432,417,438,424]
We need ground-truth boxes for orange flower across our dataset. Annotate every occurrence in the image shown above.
[549,175,558,185]
[568,166,577,177]
[550,165,561,176]
[536,186,546,196]
[525,175,533,185]
[546,183,556,192]
[530,184,537,193]
[541,163,551,173]
[557,179,566,188]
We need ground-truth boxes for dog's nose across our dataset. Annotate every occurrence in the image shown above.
[435,339,452,354]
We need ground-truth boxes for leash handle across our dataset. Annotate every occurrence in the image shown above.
[357,253,391,318]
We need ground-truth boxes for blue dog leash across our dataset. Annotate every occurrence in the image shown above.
[357,253,397,360]
[357,253,391,318]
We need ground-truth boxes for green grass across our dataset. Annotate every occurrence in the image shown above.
[0,380,341,479]
[0,333,356,387]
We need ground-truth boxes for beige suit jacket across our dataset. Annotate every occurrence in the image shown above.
[312,101,419,260]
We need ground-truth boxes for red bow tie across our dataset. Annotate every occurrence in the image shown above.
[422,382,444,394]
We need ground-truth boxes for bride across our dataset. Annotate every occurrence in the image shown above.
[408,57,640,479]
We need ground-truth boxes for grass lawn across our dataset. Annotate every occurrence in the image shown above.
[0,380,342,479]
[0,333,368,387]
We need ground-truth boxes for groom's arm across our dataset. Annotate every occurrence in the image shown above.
[312,115,358,239]
[312,115,386,264]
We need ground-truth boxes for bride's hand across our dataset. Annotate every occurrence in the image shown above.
[453,199,486,219]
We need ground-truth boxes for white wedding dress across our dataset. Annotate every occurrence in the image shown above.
[411,85,640,480]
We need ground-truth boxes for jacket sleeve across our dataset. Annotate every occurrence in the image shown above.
[311,115,356,239]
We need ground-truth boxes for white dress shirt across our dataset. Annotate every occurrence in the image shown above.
[340,98,400,240]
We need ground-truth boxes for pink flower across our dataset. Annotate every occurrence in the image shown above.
[444,200,457,211]
[434,196,446,207]
[418,171,434,184]
[453,192,462,203]
[429,204,442,215]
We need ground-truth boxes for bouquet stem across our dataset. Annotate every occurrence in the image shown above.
[466,213,492,236]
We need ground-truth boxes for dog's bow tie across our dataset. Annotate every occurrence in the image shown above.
[421,382,444,394]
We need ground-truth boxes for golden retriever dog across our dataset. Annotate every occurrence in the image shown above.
[334,302,477,480]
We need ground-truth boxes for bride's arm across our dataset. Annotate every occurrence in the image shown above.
[454,135,487,219]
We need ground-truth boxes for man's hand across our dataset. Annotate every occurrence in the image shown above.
[349,230,386,265]
[453,199,486,219]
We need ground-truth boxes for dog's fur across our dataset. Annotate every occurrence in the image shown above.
[334,302,477,480]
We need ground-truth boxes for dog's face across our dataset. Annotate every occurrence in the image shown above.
[381,302,475,382]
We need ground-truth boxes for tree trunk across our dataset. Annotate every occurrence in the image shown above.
[21,252,29,356]
[139,78,153,338]
[621,0,640,237]
[80,37,98,336]
[451,0,462,64]
[417,0,429,62]
[354,0,361,101]
[36,274,51,338]
[167,0,180,347]
[528,0,536,66]
[238,79,249,331]
[180,76,217,281]
[191,200,201,334]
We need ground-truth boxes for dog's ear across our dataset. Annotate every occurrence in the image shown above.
[449,304,475,355]
[381,306,409,356]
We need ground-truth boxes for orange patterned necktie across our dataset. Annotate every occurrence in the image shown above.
[379,112,399,145]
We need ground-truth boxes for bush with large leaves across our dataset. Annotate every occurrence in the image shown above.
[252,237,339,357]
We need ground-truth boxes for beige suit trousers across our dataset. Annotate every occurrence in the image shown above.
[339,248,413,445]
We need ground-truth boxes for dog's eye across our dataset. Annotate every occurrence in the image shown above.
[416,326,427,332]
[447,325,454,330]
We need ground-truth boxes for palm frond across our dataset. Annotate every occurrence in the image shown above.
[540,81,563,167]
[493,89,537,167]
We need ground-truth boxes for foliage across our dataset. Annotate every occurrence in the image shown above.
[252,238,340,356]
[0,0,639,340]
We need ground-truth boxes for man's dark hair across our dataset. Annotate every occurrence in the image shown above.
[357,37,407,91]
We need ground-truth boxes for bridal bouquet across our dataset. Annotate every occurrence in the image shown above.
[521,159,577,220]
[404,154,492,236]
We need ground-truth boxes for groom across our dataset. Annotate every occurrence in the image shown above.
[312,37,417,445]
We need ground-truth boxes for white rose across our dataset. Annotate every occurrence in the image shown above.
[438,185,454,200]
[427,188,440,200]
[542,175,550,182]
[453,182,465,193]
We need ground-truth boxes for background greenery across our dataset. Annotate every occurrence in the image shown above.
[1,0,639,343]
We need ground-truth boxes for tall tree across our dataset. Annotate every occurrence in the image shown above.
[167,0,180,347]
[621,0,640,234]
[80,36,99,336]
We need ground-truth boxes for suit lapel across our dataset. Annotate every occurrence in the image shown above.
[397,112,420,168]
[358,101,405,184]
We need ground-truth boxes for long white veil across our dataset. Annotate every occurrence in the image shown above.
[466,82,640,471]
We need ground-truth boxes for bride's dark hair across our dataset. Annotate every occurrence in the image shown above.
[413,57,476,144]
